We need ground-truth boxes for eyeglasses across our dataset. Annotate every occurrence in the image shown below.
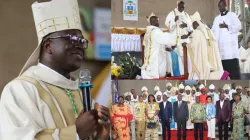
[48,34,88,49]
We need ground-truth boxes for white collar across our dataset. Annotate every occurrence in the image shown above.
[22,63,79,90]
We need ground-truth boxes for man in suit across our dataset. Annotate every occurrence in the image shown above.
[159,93,172,140]
[216,93,231,140]
[174,94,189,140]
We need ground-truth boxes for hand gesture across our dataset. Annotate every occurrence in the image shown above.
[180,22,187,28]
[219,21,228,28]
[175,16,179,22]
[166,48,173,51]
[181,34,189,39]
[241,59,247,62]
[76,110,98,139]
[95,104,111,139]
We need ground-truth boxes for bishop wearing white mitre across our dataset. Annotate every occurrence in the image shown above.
[0,0,110,140]
[141,13,176,79]
[165,1,193,61]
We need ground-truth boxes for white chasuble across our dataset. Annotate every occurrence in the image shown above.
[165,9,193,60]
[141,25,176,79]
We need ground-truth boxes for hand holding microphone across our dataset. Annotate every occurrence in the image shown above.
[76,69,110,139]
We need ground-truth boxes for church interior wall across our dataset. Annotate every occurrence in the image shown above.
[112,0,219,28]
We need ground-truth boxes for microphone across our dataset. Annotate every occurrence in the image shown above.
[79,69,93,112]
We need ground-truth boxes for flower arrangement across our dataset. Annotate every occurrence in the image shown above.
[118,53,141,79]
[111,56,122,78]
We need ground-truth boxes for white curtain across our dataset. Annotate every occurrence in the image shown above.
[111,34,141,52]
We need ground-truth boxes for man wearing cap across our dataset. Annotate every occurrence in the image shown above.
[154,86,163,103]
[159,93,172,140]
[165,82,173,95]
[0,0,110,139]
[134,95,146,140]
[208,84,219,104]
[212,0,241,79]
[237,85,250,108]
[187,12,224,80]
[184,85,194,129]
[141,13,177,79]
[178,84,185,96]
[165,1,193,62]
[141,86,149,103]
[223,84,231,100]
[124,92,136,140]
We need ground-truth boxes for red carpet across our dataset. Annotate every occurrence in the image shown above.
[166,130,208,140]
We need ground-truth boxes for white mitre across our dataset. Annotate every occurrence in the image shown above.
[190,11,201,23]
[236,85,242,90]
[154,86,160,91]
[199,84,205,90]
[178,84,185,89]
[20,0,82,75]
[146,12,156,23]
[166,82,172,87]
[141,86,148,92]
[185,85,191,91]
[209,84,215,90]
[223,84,231,90]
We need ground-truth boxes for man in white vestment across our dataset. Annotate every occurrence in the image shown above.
[141,86,149,103]
[124,92,136,140]
[187,12,224,80]
[222,84,231,100]
[164,82,173,95]
[0,0,110,139]
[165,1,193,61]
[240,40,250,73]
[178,84,185,95]
[212,0,242,79]
[208,84,219,104]
[154,86,163,103]
[131,89,139,103]
[229,83,236,100]
[141,13,176,79]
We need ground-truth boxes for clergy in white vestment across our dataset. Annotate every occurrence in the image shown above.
[222,84,231,100]
[184,85,194,129]
[131,89,139,103]
[178,84,185,96]
[240,40,250,73]
[165,1,193,61]
[154,86,163,102]
[208,84,219,104]
[236,85,250,108]
[141,86,149,103]
[229,83,236,100]
[164,82,173,95]
[212,0,242,79]
[187,12,224,80]
[141,13,177,79]
[0,0,110,139]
